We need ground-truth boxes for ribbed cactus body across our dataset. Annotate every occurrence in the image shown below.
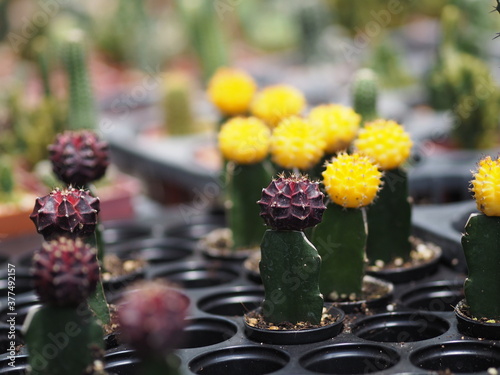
[227,162,273,250]
[260,230,323,324]
[352,69,378,124]
[62,30,96,130]
[312,203,366,298]
[462,213,500,319]
[366,168,412,264]
[26,306,103,375]
[163,73,195,135]
[0,158,14,198]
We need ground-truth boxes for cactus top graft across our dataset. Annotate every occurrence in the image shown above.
[322,152,382,208]
[309,104,361,153]
[258,174,326,231]
[30,188,100,240]
[471,156,500,216]
[271,116,326,170]
[218,117,271,164]
[251,85,306,128]
[207,67,257,116]
[354,119,412,170]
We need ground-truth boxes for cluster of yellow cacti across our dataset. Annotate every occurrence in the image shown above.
[208,66,413,204]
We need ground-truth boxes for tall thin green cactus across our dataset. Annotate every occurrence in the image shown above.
[352,69,379,124]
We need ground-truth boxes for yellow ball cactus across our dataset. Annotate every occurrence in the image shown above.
[218,117,271,164]
[207,67,257,116]
[354,119,412,170]
[322,152,382,208]
[471,156,500,216]
[309,104,361,153]
[270,117,326,171]
[251,85,306,128]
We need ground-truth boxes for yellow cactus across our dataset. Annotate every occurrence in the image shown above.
[207,67,257,116]
[251,85,306,128]
[270,116,325,171]
[218,117,271,164]
[354,119,412,170]
[309,104,361,153]
[322,152,382,208]
[471,156,500,216]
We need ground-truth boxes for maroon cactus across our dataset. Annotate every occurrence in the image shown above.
[29,188,100,240]
[33,237,99,307]
[49,130,109,187]
[118,281,189,357]
[258,175,326,231]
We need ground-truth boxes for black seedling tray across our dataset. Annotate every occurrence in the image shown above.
[1,206,498,375]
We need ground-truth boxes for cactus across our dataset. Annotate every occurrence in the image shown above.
[352,69,379,124]
[118,281,189,375]
[25,237,104,375]
[0,0,10,42]
[207,67,257,118]
[258,175,326,324]
[162,72,196,135]
[218,117,273,250]
[175,0,228,82]
[312,153,382,299]
[354,120,413,265]
[49,130,109,188]
[251,85,306,128]
[461,156,500,319]
[370,37,414,89]
[0,157,14,201]
[61,29,96,130]
[270,116,325,172]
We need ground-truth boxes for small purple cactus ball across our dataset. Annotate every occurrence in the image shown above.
[258,175,326,231]
[29,188,100,240]
[118,281,190,357]
[33,237,99,307]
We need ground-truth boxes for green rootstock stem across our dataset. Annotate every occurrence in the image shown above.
[366,168,411,265]
[260,230,323,325]
[140,355,180,375]
[463,214,500,320]
[226,161,273,250]
[25,305,103,375]
[85,232,110,327]
[312,203,366,299]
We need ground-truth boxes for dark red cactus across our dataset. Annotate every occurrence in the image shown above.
[258,175,326,231]
[30,188,100,240]
[49,130,109,187]
[33,237,99,307]
[118,281,189,357]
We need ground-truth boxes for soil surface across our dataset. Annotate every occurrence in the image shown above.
[245,307,338,331]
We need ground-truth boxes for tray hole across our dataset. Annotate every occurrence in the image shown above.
[411,341,500,373]
[0,355,28,374]
[300,343,400,374]
[351,312,449,342]
[400,280,464,311]
[0,295,41,325]
[198,288,264,316]
[0,324,24,354]
[189,346,289,375]
[151,262,239,289]
[108,238,194,264]
[103,221,152,245]
[105,349,140,375]
[178,318,237,348]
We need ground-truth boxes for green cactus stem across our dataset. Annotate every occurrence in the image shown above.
[163,73,195,135]
[352,68,379,124]
[366,168,412,265]
[260,230,323,324]
[62,29,96,130]
[25,305,104,375]
[226,162,273,250]
[462,213,500,319]
[312,203,366,299]
[0,158,14,200]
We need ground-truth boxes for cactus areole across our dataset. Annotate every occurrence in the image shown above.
[29,188,100,240]
[258,175,325,325]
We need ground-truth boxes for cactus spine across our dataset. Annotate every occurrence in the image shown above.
[352,69,379,124]
[62,29,96,130]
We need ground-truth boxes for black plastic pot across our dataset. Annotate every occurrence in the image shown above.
[366,243,442,284]
[244,305,345,345]
[400,279,464,312]
[455,299,500,340]
[102,220,156,246]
